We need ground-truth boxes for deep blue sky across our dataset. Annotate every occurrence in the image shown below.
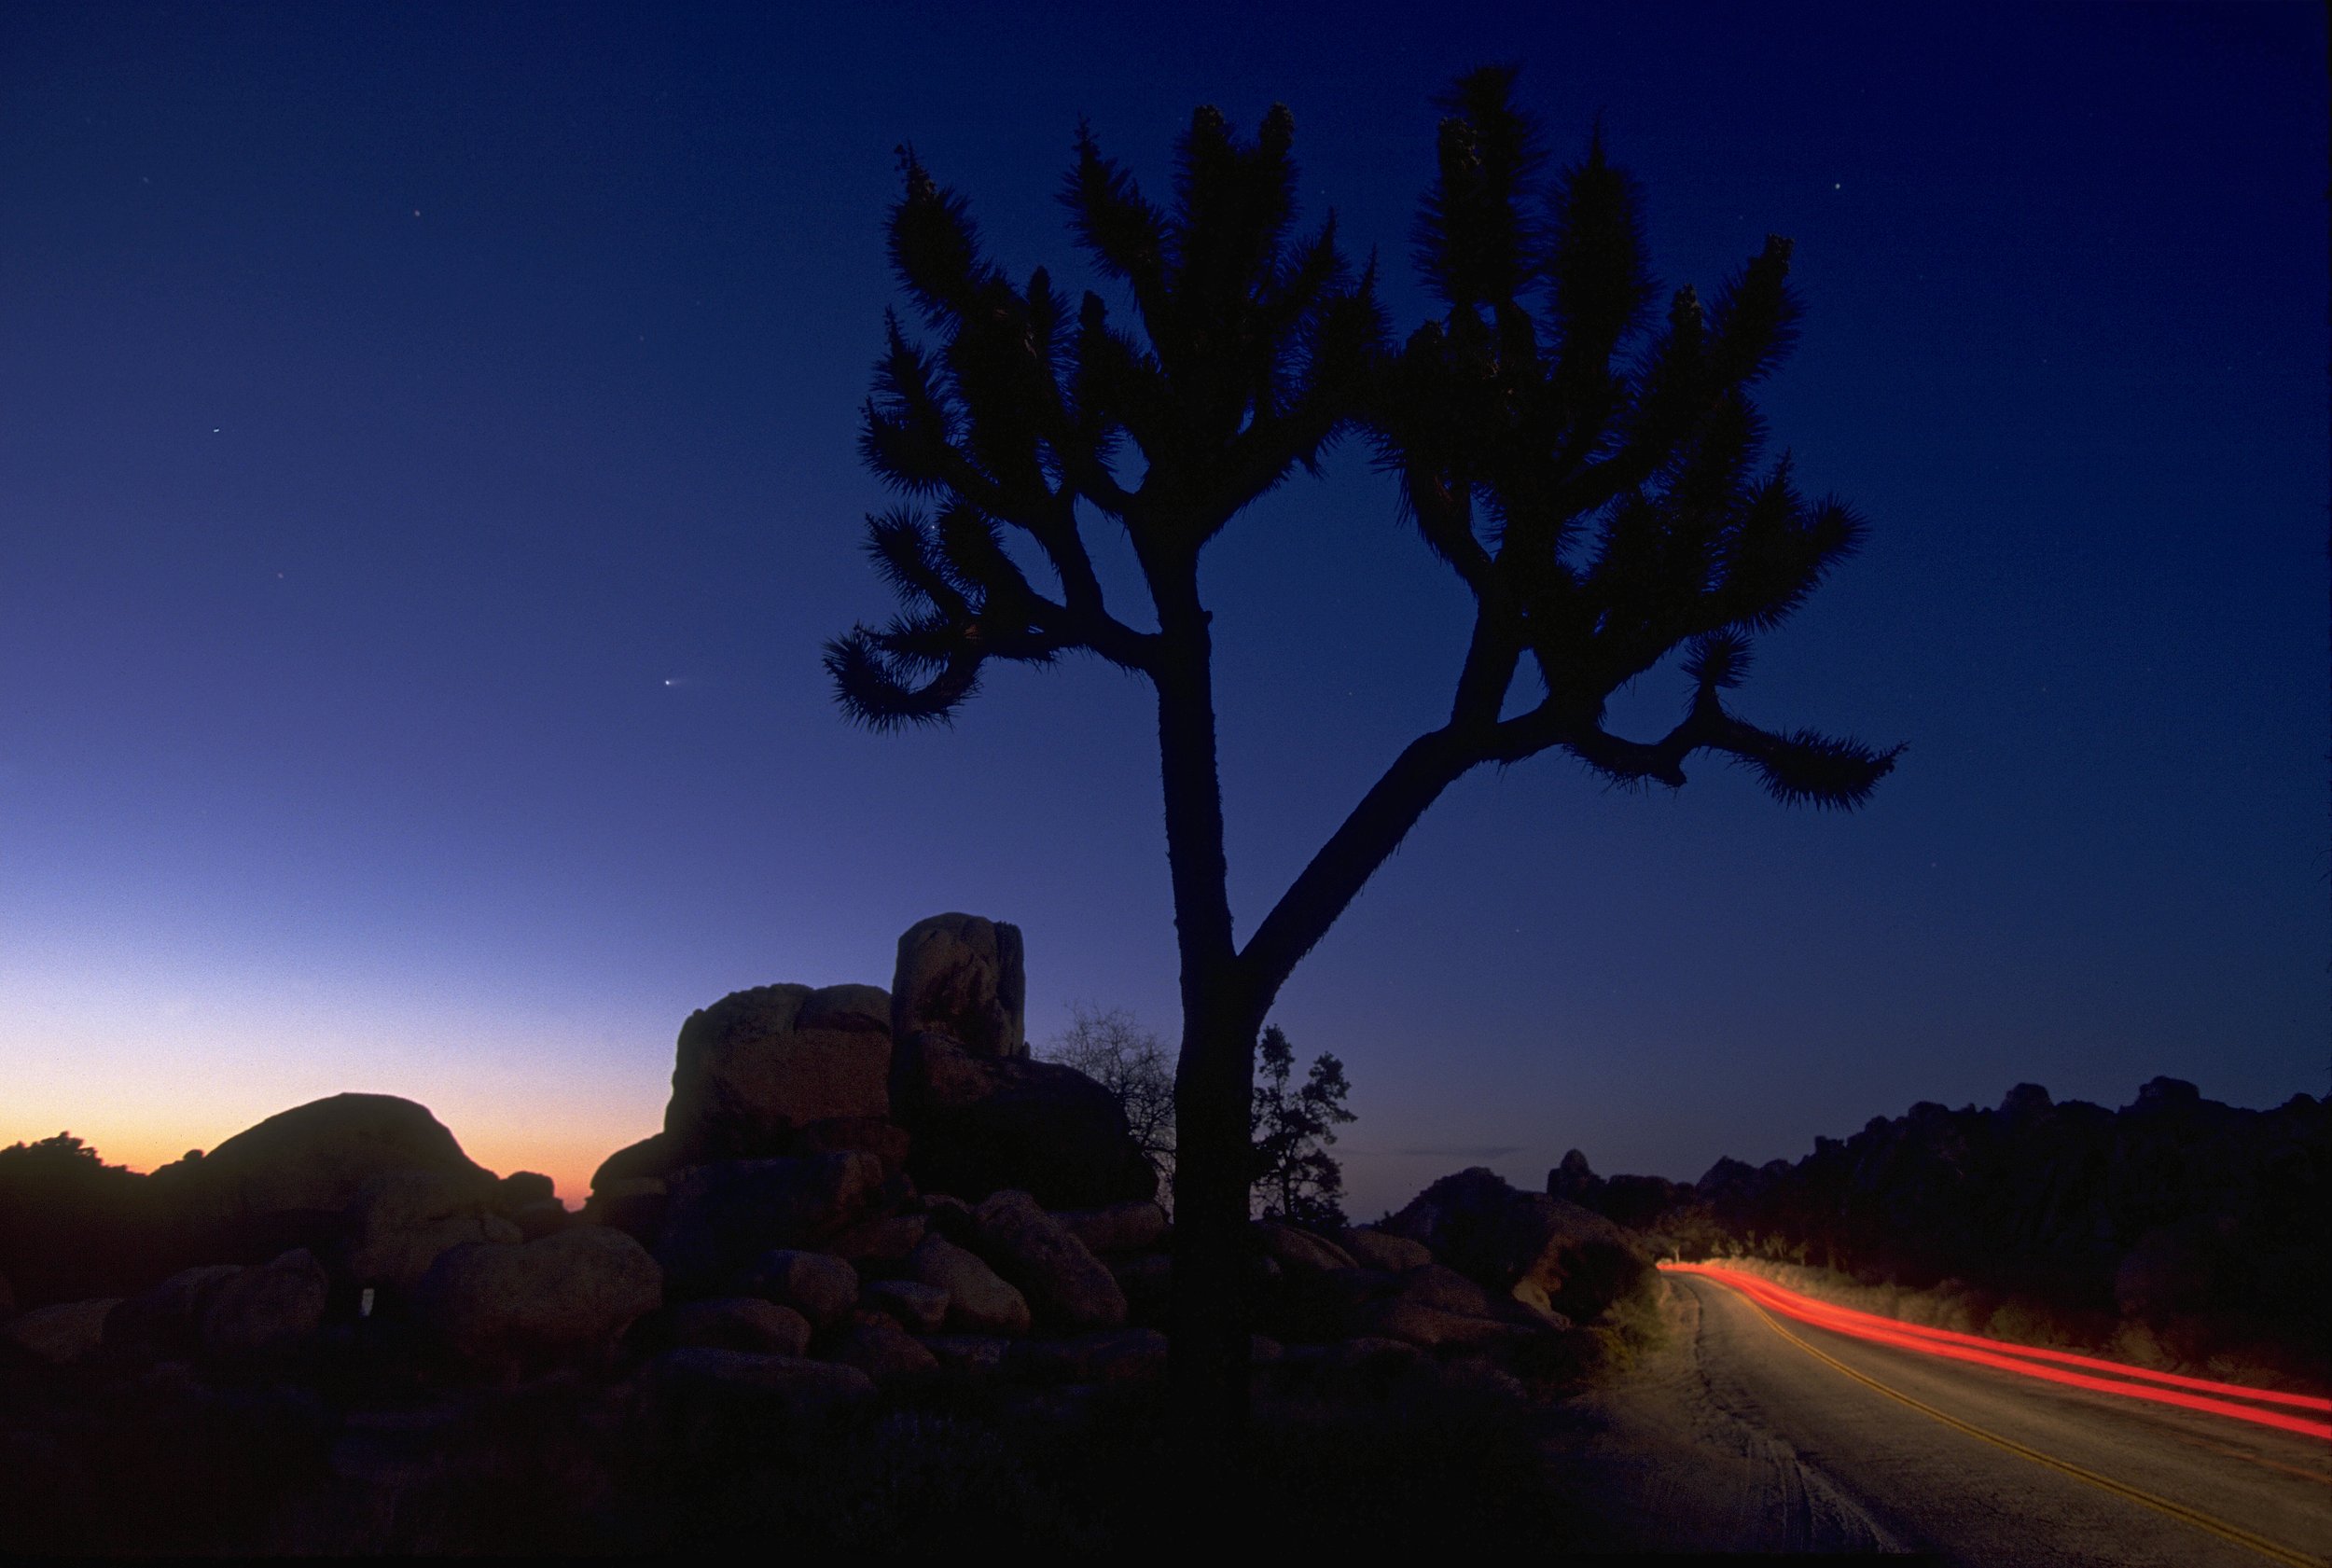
[2,2,2324,1211]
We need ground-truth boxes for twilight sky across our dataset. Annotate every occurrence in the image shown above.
[2,3,2324,1214]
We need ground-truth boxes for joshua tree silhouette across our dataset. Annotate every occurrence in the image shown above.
[827,66,1897,1458]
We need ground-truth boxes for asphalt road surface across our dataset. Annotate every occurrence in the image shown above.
[1551,1270,2331,1564]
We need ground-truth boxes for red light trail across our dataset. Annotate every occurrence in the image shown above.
[1663,1263,2332,1442]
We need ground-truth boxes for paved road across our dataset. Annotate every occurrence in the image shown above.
[1551,1271,2331,1563]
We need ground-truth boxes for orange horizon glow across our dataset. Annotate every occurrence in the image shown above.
[1666,1262,2332,1440]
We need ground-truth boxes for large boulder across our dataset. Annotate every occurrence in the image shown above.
[891,1035,1155,1209]
[2,1297,120,1366]
[906,1236,1030,1336]
[1056,1201,1168,1256]
[655,1153,887,1297]
[664,984,894,1163]
[146,1094,494,1260]
[411,1226,661,1373]
[742,1248,860,1329]
[105,1264,243,1362]
[971,1189,1126,1329]
[1382,1168,1652,1324]
[198,1248,329,1360]
[342,1169,519,1293]
[891,913,1025,1058]
[667,1297,812,1356]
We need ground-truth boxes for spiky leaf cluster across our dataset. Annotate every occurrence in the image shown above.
[1374,67,1899,806]
[826,111,1383,724]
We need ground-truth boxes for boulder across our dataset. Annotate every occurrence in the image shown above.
[591,1133,680,1191]
[664,984,894,1164]
[1274,1266,1396,1342]
[1055,1200,1167,1256]
[1395,1263,1499,1318]
[411,1226,661,1373]
[198,1248,328,1360]
[922,1333,1012,1378]
[893,1036,1156,1209]
[971,1189,1126,1329]
[862,1279,949,1334]
[2,1297,121,1366]
[584,1176,669,1246]
[1008,1327,1169,1385]
[827,1311,938,1381]
[104,1265,242,1362]
[890,913,1025,1058]
[668,1297,812,1356]
[743,1249,860,1330]
[1354,1297,1530,1351]
[654,1153,885,1297]
[1253,1220,1356,1274]
[509,1200,571,1241]
[498,1171,557,1208]
[920,1194,976,1243]
[826,1214,927,1271]
[792,1117,912,1175]
[146,1094,494,1257]
[1382,1168,1652,1324]
[342,1169,519,1293]
[906,1236,1030,1336]
[0,1270,13,1318]
[1340,1228,1433,1272]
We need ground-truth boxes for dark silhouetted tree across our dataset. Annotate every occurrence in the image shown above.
[1042,1004,1176,1198]
[1249,1025,1353,1228]
[827,68,1896,1460]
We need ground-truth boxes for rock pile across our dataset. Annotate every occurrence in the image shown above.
[0,910,1642,1552]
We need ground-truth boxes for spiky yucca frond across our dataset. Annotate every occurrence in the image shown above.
[832,102,1379,727]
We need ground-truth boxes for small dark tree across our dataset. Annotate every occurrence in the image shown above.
[826,68,1895,1458]
[1042,1004,1177,1197]
[1249,1025,1354,1228]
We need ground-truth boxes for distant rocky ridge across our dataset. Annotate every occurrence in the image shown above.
[0,909,1655,1553]
[1550,1076,2331,1379]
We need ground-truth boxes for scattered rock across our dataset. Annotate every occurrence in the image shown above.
[584,1177,669,1246]
[412,1226,661,1373]
[664,984,893,1163]
[972,1190,1126,1329]
[1339,1228,1432,1272]
[1354,1297,1527,1351]
[890,912,1025,1058]
[893,1039,1157,1209]
[826,1311,938,1381]
[146,1094,495,1259]
[498,1171,556,1208]
[655,1153,884,1297]
[199,1248,328,1360]
[862,1280,949,1334]
[104,1265,242,1362]
[1252,1220,1356,1274]
[667,1297,812,1356]
[1382,1168,1651,1324]
[905,1236,1030,1336]
[590,1133,680,1191]
[2,1297,121,1366]
[826,1213,926,1271]
[920,1194,976,1243]
[742,1249,860,1330]
[922,1333,1011,1377]
[509,1200,571,1241]
[1055,1200,1167,1256]
[343,1170,519,1293]
[1009,1327,1167,1385]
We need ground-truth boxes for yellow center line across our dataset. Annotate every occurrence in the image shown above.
[1700,1277,2328,1568]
